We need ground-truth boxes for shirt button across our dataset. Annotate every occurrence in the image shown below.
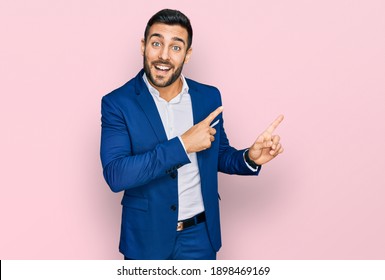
[170,205,177,211]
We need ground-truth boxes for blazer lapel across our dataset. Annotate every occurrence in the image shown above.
[189,86,207,125]
[189,85,208,177]
[134,71,168,143]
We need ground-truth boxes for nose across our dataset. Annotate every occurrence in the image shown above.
[159,46,170,61]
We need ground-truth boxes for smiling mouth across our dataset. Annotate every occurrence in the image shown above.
[154,64,172,72]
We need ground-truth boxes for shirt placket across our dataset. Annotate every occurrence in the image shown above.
[167,102,175,139]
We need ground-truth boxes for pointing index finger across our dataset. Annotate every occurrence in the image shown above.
[265,114,284,134]
[204,106,223,124]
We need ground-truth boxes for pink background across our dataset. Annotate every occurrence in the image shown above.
[1,0,385,259]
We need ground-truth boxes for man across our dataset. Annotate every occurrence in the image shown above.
[100,9,283,260]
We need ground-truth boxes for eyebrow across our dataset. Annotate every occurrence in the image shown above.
[149,33,186,46]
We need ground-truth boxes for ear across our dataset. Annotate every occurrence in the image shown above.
[184,47,193,64]
[141,39,145,56]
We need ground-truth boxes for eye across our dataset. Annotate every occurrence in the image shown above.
[172,46,181,51]
[152,41,161,47]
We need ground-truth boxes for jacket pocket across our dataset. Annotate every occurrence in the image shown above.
[121,194,148,212]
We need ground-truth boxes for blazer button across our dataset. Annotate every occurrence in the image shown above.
[170,171,177,179]
[170,205,177,211]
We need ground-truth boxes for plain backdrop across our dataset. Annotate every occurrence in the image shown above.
[1,0,384,259]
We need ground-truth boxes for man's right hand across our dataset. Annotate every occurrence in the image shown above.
[181,106,223,153]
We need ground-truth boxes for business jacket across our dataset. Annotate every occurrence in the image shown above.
[100,70,260,259]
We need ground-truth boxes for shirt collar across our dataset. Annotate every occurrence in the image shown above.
[142,72,189,103]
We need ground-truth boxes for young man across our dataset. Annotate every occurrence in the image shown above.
[100,9,283,260]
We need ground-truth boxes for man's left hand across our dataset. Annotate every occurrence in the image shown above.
[248,115,284,165]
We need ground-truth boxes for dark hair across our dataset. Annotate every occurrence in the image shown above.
[144,9,193,50]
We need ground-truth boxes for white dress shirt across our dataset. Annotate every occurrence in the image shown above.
[143,74,204,220]
[143,74,259,220]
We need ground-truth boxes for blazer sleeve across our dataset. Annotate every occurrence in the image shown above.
[100,95,191,193]
[217,108,261,176]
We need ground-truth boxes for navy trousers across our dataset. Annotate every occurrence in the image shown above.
[124,222,216,260]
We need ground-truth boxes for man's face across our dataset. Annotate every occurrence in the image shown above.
[141,23,192,89]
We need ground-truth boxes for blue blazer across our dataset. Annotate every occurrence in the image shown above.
[100,70,260,259]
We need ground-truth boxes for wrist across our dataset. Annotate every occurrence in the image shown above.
[180,134,191,154]
[244,149,258,169]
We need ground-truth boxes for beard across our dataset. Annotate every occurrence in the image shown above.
[143,54,185,88]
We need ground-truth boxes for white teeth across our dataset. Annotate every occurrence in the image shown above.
[155,65,170,71]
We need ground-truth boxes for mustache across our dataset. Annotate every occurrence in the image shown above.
[152,60,173,67]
